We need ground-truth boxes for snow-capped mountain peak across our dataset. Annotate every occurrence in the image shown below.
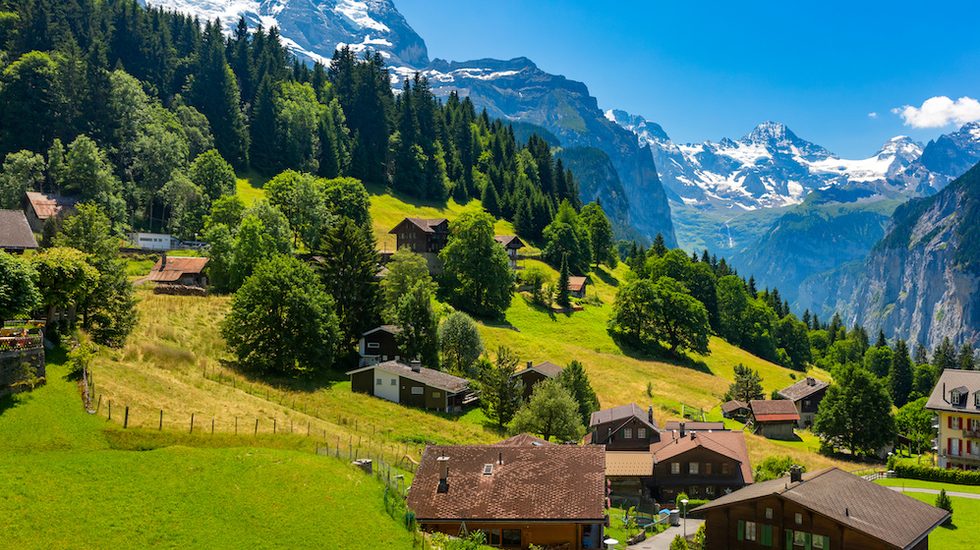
[742,121,795,144]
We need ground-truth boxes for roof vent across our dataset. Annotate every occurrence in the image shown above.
[483,464,494,476]
[410,360,422,373]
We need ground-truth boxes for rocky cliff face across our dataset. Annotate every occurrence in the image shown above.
[824,163,980,348]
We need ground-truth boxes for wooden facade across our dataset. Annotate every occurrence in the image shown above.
[652,445,747,502]
[420,521,603,550]
[347,361,469,413]
[389,218,449,254]
[591,416,660,451]
[358,326,403,366]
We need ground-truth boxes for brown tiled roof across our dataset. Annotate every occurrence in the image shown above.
[926,370,980,414]
[148,256,209,282]
[778,377,829,402]
[0,210,38,250]
[605,451,654,477]
[408,445,605,521]
[589,403,658,431]
[515,361,564,379]
[346,360,469,394]
[693,468,949,549]
[568,276,588,292]
[721,400,749,414]
[750,399,800,422]
[493,433,554,447]
[393,217,448,234]
[651,431,753,483]
[494,235,525,249]
[662,421,727,432]
[24,191,76,220]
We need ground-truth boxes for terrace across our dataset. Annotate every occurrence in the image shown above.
[0,320,45,353]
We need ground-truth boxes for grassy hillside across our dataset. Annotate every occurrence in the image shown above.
[0,359,414,549]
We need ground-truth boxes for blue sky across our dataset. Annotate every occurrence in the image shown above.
[396,0,980,157]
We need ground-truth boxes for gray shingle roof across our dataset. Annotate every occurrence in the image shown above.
[693,468,949,549]
[778,377,829,402]
[346,360,469,394]
[589,403,658,431]
[926,369,980,414]
[0,210,38,250]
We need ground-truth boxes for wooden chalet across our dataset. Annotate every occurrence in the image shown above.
[23,191,76,233]
[346,360,472,413]
[693,467,949,549]
[721,399,751,420]
[568,276,589,298]
[777,377,830,428]
[513,361,564,400]
[358,325,403,366]
[407,444,607,549]
[389,217,449,254]
[147,254,209,288]
[649,428,752,502]
[749,399,800,440]
[0,210,38,253]
[588,403,661,451]
[494,235,525,269]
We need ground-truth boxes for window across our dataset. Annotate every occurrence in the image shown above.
[795,512,803,525]
[485,529,501,545]
[411,386,424,395]
[765,507,773,520]
[432,392,441,398]
[975,392,980,408]
[638,428,647,439]
[376,378,382,385]
[721,463,731,475]
[624,428,633,439]
[391,379,397,386]
[501,529,521,546]
[705,485,715,497]
[671,462,680,474]
[704,463,712,475]
[813,534,826,549]
[367,342,380,349]
[793,531,807,548]
[689,462,699,475]
[745,521,757,541]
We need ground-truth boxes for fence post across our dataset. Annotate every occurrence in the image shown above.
[96,394,102,414]
[108,400,111,420]
[123,406,129,429]
[290,419,293,434]
[254,418,259,435]
[307,421,310,437]
[190,413,195,434]
[274,418,277,434]
[159,409,163,430]
[235,416,238,435]
[211,418,215,435]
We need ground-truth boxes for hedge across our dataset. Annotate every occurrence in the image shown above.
[894,463,980,485]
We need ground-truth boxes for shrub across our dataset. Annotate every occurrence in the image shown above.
[894,463,980,485]
[669,535,688,550]
[935,489,953,525]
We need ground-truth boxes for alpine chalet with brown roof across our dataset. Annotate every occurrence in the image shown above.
[357,325,403,366]
[568,276,589,298]
[346,360,472,413]
[778,377,830,428]
[588,403,660,451]
[750,399,800,440]
[513,360,564,400]
[721,399,751,420]
[494,234,525,269]
[408,444,607,549]
[147,254,209,288]
[693,467,949,549]
[23,191,76,233]
[389,217,449,254]
[650,428,752,502]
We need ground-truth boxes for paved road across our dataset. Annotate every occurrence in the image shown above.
[886,486,980,500]
[628,519,705,549]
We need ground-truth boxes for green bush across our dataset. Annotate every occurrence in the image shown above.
[894,463,980,485]
[935,489,953,525]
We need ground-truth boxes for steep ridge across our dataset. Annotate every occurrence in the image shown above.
[812,163,980,348]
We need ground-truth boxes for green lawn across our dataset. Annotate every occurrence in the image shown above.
[0,359,415,549]
[235,174,267,205]
[876,478,980,495]
[892,491,979,549]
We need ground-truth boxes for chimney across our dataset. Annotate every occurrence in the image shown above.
[679,422,686,438]
[807,377,815,386]
[790,465,803,483]
[943,383,948,404]
[437,456,450,493]
[498,452,503,465]
[527,361,533,370]
[648,406,654,424]
[161,252,167,269]
[410,360,422,373]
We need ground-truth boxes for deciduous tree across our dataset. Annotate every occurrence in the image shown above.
[440,211,513,318]
[438,311,484,376]
[814,363,896,457]
[510,379,585,442]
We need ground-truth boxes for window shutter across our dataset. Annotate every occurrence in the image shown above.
[786,530,793,548]
[761,524,772,546]
[737,520,744,541]
[948,438,952,455]
[805,532,813,550]
[949,416,953,428]
[823,535,831,548]
[969,440,973,455]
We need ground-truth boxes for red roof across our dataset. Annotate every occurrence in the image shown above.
[148,256,209,282]
[25,191,76,220]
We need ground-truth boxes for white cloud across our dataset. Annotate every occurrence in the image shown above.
[867,112,878,119]
[893,96,980,128]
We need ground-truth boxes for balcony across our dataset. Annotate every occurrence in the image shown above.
[965,429,980,439]
[0,320,45,353]
[939,451,980,464]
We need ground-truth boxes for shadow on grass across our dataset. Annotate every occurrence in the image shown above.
[591,266,619,287]
[218,357,346,394]
[0,392,18,416]
[609,332,712,374]
[363,181,451,210]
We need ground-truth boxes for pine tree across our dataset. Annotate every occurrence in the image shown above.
[651,233,668,257]
[933,337,957,373]
[890,339,913,407]
[958,343,976,371]
[481,178,501,217]
[190,20,249,167]
[315,217,380,353]
[557,254,571,308]
[875,330,887,348]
